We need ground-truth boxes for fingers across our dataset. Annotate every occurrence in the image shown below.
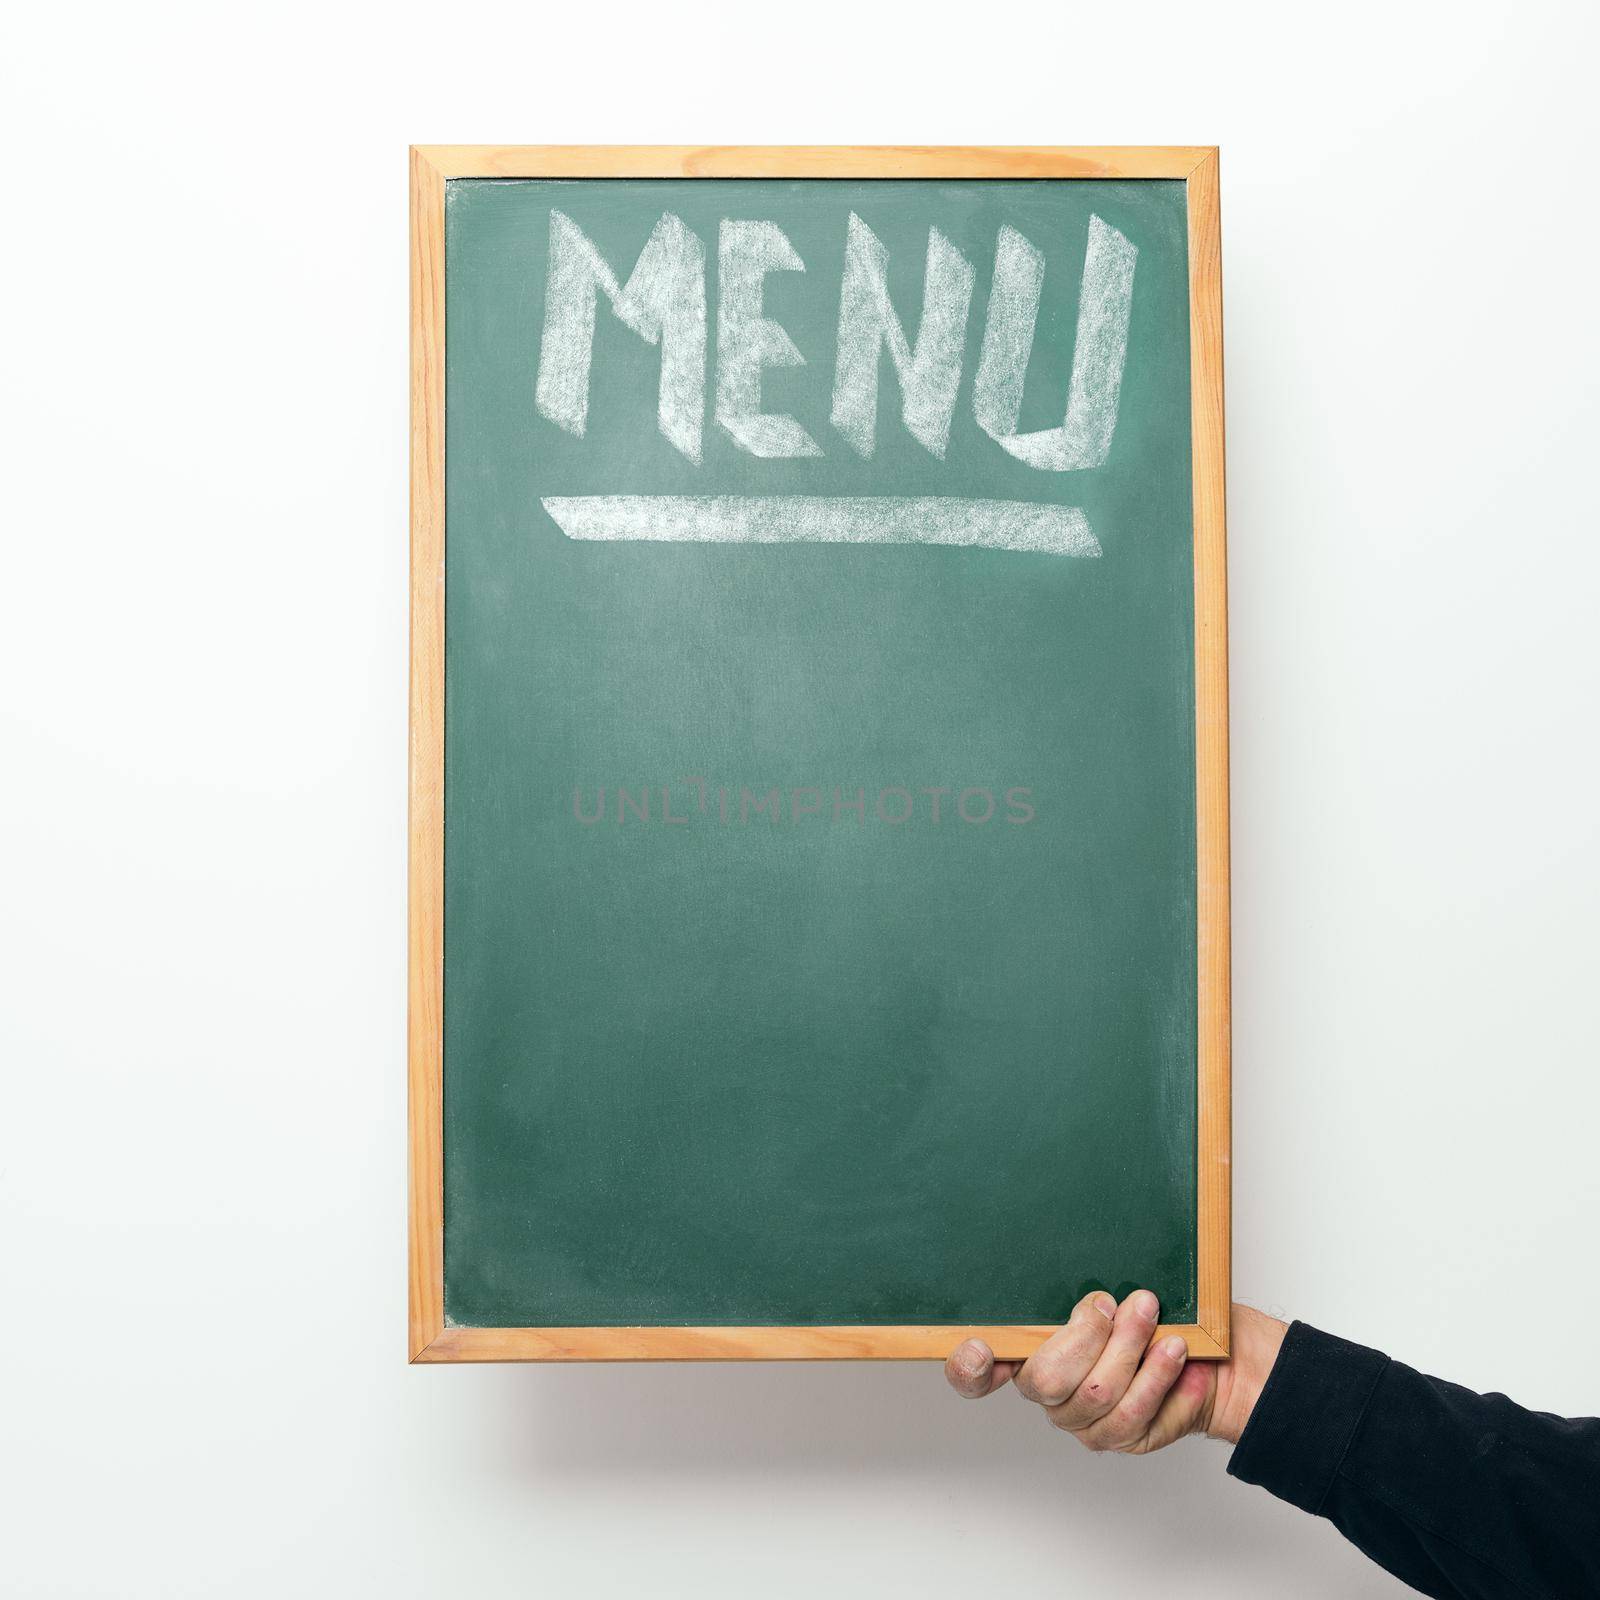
[1136,1358,1217,1453]
[1013,1291,1118,1406]
[945,1339,1018,1398]
[949,1287,1212,1457]
[1042,1290,1162,1432]
[1074,1333,1192,1452]
[945,1289,1211,1461]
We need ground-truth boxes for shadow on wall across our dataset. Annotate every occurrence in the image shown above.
[420,1359,1400,1597]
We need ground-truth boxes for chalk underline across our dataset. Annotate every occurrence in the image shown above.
[540,496,1101,559]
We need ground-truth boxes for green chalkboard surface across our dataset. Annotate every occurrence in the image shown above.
[441,175,1200,1332]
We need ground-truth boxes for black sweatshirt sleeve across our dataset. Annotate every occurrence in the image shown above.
[1226,1322,1600,1599]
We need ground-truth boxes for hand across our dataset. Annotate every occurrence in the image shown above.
[944,1293,1287,1454]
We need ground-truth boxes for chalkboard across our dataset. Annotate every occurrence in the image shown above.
[408,148,1230,1363]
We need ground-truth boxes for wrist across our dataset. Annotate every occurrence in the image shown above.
[1207,1304,1288,1445]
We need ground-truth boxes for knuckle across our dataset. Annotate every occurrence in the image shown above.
[1082,1409,1139,1452]
[1072,1378,1117,1423]
[1105,1399,1150,1442]
[1123,1390,1157,1428]
[1104,1339,1147,1382]
[1027,1352,1068,1401]
[1050,1394,1095,1432]
[1022,1318,1112,1406]
[1054,1326,1107,1377]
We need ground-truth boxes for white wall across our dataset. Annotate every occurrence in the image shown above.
[4,3,1597,1596]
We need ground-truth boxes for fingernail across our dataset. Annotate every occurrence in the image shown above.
[1132,1290,1159,1321]
[1163,1336,1188,1360]
[1093,1293,1117,1321]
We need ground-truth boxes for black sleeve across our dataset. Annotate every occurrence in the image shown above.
[1226,1321,1600,1599]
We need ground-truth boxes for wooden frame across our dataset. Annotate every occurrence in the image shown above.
[409,147,1230,1363]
